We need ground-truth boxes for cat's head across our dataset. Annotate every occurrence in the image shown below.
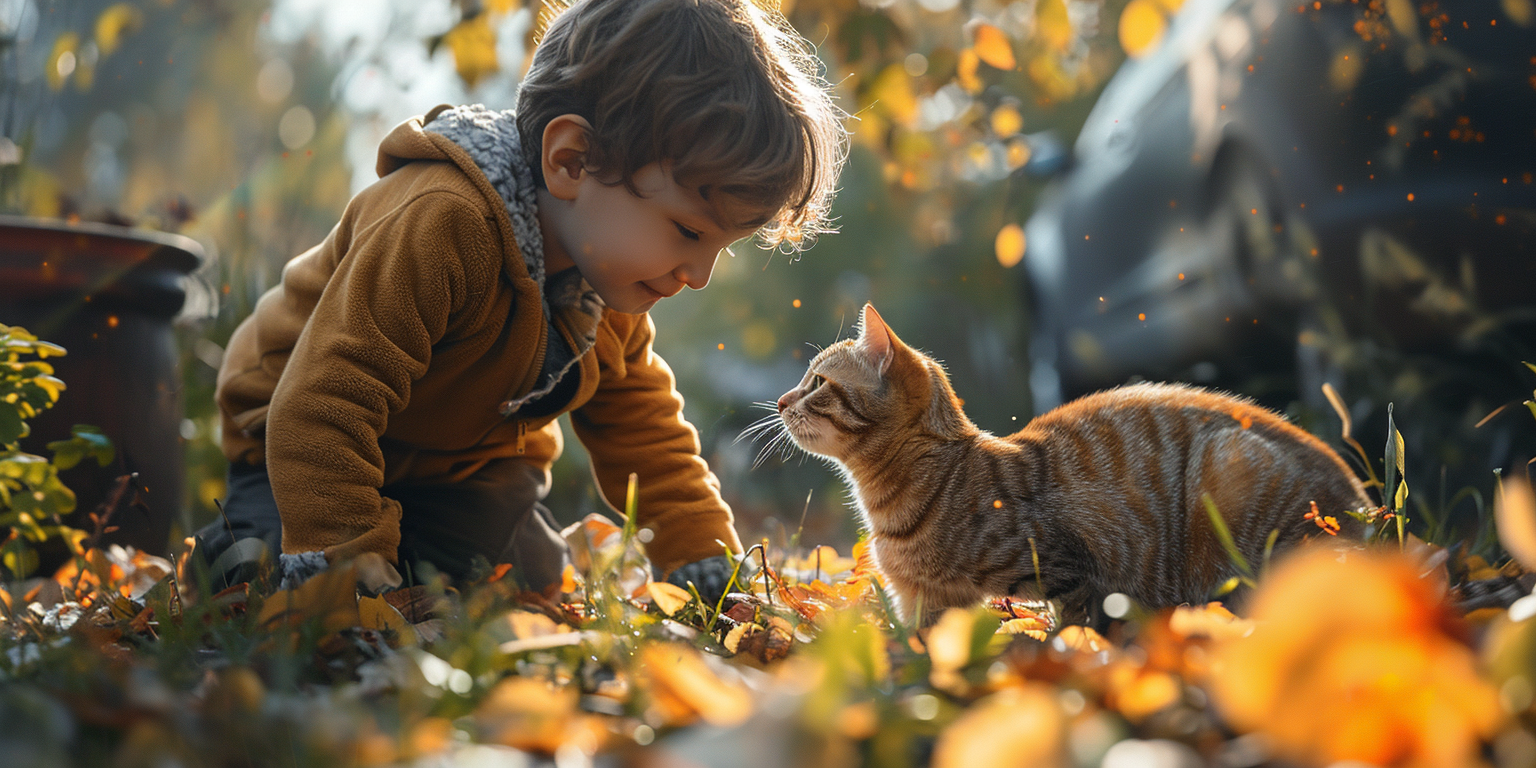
[775,303,973,465]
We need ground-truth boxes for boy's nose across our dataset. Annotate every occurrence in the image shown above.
[673,249,722,290]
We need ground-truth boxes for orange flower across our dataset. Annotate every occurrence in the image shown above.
[1210,547,1503,767]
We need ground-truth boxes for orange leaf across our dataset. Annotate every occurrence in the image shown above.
[646,581,693,616]
[1496,473,1536,572]
[972,24,1016,70]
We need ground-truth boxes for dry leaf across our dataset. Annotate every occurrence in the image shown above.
[646,581,693,616]
[1056,625,1110,653]
[972,24,1017,70]
[359,595,418,646]
[640,643,753,727]
[1168,602,1253,641]
[257,565,360,633]
[498,632,589,654]
[933,685,1066,768]
[1496,473,1536,572]
[999,618,1048,641]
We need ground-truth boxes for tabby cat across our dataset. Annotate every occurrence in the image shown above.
[768,304,1371,625]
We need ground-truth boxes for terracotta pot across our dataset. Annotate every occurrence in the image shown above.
[0,214,203,556]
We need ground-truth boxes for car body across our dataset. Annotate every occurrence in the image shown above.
[1023,0,1536,416]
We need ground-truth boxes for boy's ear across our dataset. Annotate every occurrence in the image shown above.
[541,114,592,201]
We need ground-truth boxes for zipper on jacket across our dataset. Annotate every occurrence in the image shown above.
[516,422,527,455]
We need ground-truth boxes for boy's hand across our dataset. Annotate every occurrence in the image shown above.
[665,555,738,606]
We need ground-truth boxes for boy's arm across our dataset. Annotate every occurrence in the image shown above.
[264,194,491,570]
[570,313,745,577]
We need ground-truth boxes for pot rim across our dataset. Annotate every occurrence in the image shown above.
[0,214,204,274]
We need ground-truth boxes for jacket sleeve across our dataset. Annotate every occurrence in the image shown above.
[570,313,744,576]
[264,193,490,564]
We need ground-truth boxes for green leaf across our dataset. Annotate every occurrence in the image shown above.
[74,425,115,466]
[0,403,21,445]
[2,541,40,580]
[50,440,84,471]
[1394,479,1409,511]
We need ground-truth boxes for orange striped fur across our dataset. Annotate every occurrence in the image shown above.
[772,304,1371,625]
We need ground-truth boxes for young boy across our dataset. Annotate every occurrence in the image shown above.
[197,0,844,596]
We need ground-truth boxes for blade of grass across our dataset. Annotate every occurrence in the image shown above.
[1202,493,1255,584]
[1323,382,1381,490]
[1262,528,1279,576]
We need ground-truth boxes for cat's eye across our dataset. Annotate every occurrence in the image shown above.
[808,374,825,391]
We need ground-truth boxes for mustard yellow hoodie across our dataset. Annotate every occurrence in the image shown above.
[215,106,743,576]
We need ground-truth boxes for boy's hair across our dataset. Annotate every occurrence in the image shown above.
[517,0,845,249]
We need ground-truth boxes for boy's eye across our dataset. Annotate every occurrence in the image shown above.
[673,221,701,241]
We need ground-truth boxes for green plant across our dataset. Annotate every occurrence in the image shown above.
[0,322,113,579]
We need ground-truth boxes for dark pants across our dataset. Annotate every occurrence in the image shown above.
[194,459,569,590]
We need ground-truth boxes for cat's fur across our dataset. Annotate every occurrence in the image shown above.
[770,304,1371,625]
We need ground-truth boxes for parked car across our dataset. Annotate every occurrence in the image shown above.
[1023,0,1536,421]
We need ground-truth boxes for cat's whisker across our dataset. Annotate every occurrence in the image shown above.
[735,412,786,445]
[752,429,794,469]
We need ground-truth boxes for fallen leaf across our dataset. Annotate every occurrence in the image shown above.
[641,643,753,727]
[933,685,1066,768]
[498,632,590,654]
[257,565,360,633]
[646,581,693,616]
[1496,473,1536,572]
[1056,625,1110,653]
[359,595,418,646]
[1168,602,1253,641]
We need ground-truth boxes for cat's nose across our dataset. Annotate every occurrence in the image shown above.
[777,392,793,412]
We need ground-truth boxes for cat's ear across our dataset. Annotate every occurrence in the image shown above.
[858,303,896,375]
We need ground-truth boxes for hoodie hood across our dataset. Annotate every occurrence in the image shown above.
[406,104,605,418]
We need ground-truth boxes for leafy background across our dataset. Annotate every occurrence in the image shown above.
[3,0,1168,551]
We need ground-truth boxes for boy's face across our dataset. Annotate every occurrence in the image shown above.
[541,162,759,315]
[537,114,762,314]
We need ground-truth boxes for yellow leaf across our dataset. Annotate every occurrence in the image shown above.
[972,24,1016,70]
[646,581,693,616]
[1496,473,1536,572]
[1114,670,1182,722]
[867,63,918,128]
[723,621,757,654]
[933,685,1066,768]
[1119,0,1167,59]
[1056,625,1110,652]
[483,0,520,14]
[998,617,1046,634]
[257,564,360,633]
[443,15,500,88]
[995,223,1026,268]
[1169,602,1253,641]
[95,4,143,56]
[1506,0,1534,26]
[359,595,418,646]
[47,33,79,91]
[956,48,982,94]
[1036,0,1074,53]
[990,105,1023,137]
[1386,0,1419,41]
[926,608,976,674]
[641,643,754,727]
